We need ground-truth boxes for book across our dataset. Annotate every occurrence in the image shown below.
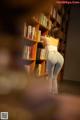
[32,27,36,40]
[39,14,48,28]
[27,25,32,39]
[47,20,52,30]
[38,64,42,76]
[37,30,41,42]
[24,23,27,37]
[53,8,56,19]
[56,13,62,25]
[30,45,36,60]
[23,46,29,60]
[40,49,46,60]
[26,47,29,60]
[50,6,53,16]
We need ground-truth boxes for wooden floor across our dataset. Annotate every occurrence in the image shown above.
[58,80,80,96]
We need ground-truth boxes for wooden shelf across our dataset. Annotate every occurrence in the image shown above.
[36,59,46,64]
[23,5,68,80]
[32,17,39,24]
[38,41,45,48]
[24,59,35,65]
[27,17,39,26]
[50,16,61,27]
[37,73,48,77]
[33,17,49,32]
[39,24,49,32]
[24,38,37,46]
[38,41,44,43]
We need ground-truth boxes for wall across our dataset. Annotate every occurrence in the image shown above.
[63,5,80,81]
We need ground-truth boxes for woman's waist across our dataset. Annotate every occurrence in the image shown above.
[46,45,58,51]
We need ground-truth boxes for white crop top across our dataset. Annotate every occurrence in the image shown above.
[46,45,58,52]
[41,36,58,52]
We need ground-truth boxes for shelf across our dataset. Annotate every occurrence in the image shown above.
[24,39,45,47]
[38,41,45,48]
[23,5,67,79]
[38,41,44,43]
[32,17,39,24]
[50,16,61,27]
[24,59,35,65]
[27,17,39,26]
[39,24,49,32]
[24,38,37,46]
[33,17,49,32]
[36,59,46,64]
[38,73,48,77]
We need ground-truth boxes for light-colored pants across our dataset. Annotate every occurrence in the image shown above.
[47,51,64,80]
[46,51,64,94]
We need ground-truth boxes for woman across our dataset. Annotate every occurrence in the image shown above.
[41,36,64,94]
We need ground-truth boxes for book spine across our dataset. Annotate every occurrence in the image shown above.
[32,27,35,40]
[24,23,27,37]
[27,46,30,59]
[40,49,46,59]
[28,47,31,59]
[57,13,61,25]
[27,25,32,39]
[38,30,41,42]
[53,8,56,19]
[23,46,28,60]
[50,6,53,16]
[39,64,42,76]
[48,20,52,30]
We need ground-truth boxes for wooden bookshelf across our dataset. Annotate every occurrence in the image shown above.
[23,4,70,80]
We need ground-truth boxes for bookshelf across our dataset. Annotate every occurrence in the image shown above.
[23,4,70,80]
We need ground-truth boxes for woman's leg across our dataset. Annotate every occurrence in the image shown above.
[52,52,64,94]
[53,52,64,79]
[46,51,57,94]
[47,51,64,94]
[46,60,54,93]
[47,62,58,94]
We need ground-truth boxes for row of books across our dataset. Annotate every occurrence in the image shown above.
[34,14,52,30]
[24,63,46,76]
[23,45,36,60]
[37,48,47,60]
[36,63,46,76]
[56,13,62,25]
[40,49,46,60]
[39,14,48,28]
[23,47,47,61]
[50,7,62,25]
[50,7,57,19]
[24,23,41,41]
[47,20,52,30]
